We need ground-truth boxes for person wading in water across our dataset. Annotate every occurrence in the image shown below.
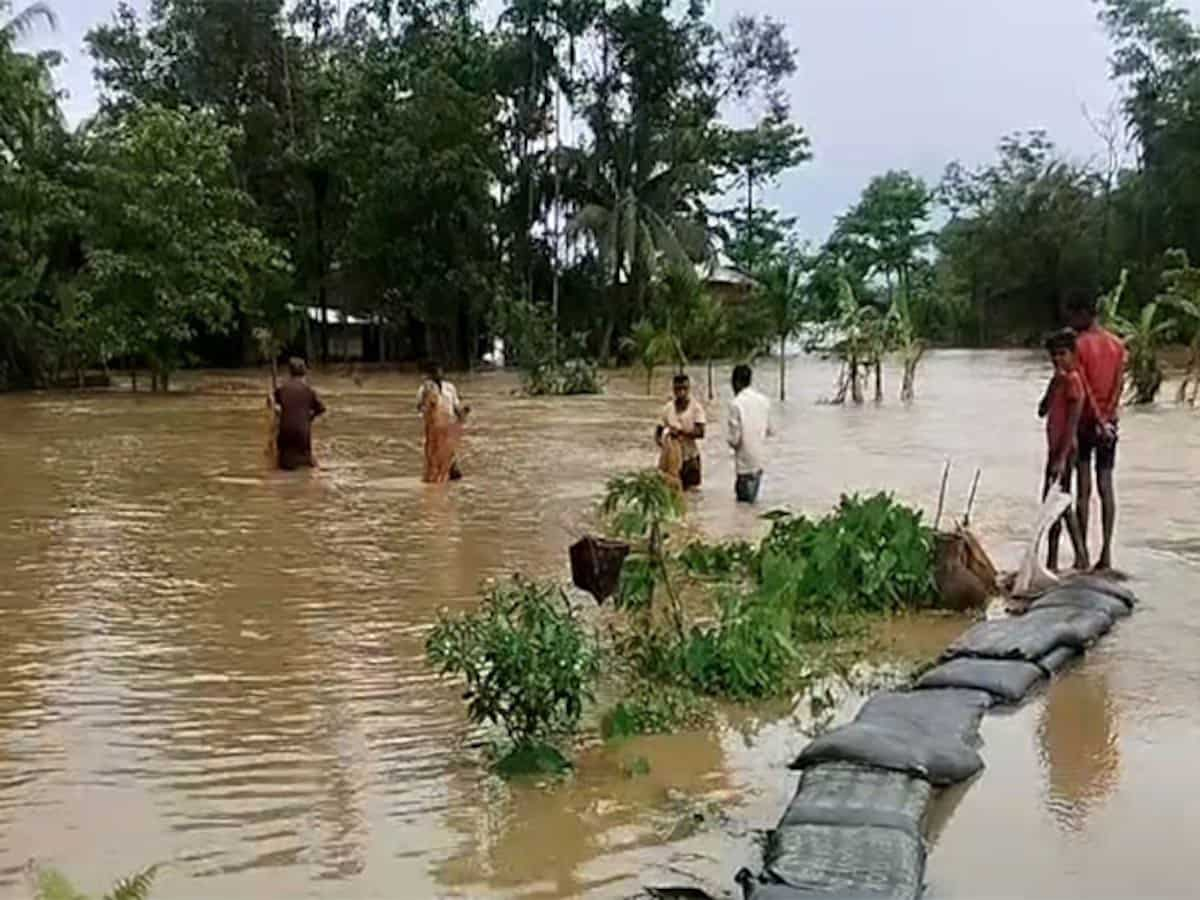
[417,363,469,482]
[656,374,707,491]
[272,358,326,470]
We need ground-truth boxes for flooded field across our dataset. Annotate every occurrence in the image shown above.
[1,352,1197,899]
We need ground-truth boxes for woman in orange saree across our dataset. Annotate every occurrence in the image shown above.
[420,386,464,483]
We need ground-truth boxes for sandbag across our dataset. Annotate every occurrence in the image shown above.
[915,658,1044,704]
[942,606,1113,664]
[858,688,992,743]
[1054,574,1137,608]
[791,689,990,785]
[762,823,924,900]
[1030,586,1131,620]
[1037,645,1080,675]
[782,763,932,838]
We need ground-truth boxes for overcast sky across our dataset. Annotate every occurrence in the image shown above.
[24,0,1200,240]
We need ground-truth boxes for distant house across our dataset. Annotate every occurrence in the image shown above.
[300,306,378,361]
[697,257,757,306]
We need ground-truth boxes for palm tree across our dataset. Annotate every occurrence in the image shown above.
[2,2,57,41]
[621,318,674,395]
[563,128,709,358]
[754,253,806,401]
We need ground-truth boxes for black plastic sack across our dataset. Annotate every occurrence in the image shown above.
[791,689,990,785]
[569,535,630,603]
[762,823,924,900]
[915,658,1044,704]
[1058,573,1137,608]
[782,762,932,838]
[1030,586,1130,619]
[942,606,1112,664]
[1037,645,1079,675]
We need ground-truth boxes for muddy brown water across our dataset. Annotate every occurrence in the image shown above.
[1,352,1197,899]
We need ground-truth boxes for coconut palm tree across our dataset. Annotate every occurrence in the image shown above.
[2,2,57,41]
[562,127,710,357]
[753,252,806,401]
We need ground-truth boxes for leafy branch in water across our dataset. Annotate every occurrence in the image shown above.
[426,577,601,776]
[30,865,159,900]
[602,470,688,638]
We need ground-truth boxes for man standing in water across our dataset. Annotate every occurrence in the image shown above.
[727,364,772,503]
[273,357,326,470]
[1068,290,1127,572]
[657,374,706,491]
[417,363,468,480]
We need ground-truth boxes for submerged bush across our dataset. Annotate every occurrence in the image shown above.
[427,577,602,774]
[31,865,158,900]
[757,493,936,616]
[522,357,604,396]
[601,682,712,739]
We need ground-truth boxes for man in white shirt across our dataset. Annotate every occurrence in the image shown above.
[656,373,707,490]
[726,364,772,503]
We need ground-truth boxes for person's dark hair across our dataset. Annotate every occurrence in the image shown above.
[732,364,753,391]
[1045,328,1077,354]
[1065,287,1097,318]
[673,373,690,387]
[288,357,307,377]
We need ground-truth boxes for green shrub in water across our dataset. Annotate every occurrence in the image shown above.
[427,577,602,775]
[757,493,936,617]
[601,683,712,739]
[522,357,604,396]
[31,865,158,900]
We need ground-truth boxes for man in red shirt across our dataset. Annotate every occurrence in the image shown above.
[1038,329,1088,571]
[1068,291,1127,571]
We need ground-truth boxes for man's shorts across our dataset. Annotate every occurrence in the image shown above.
[736,471,763,504]
[681,457,702,490]
[1077,422,1118,472]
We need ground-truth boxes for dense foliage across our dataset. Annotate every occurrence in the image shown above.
[31,864,158,900]
[0,0,806,387]
[426,576,601,773]
[9,0,1200,392]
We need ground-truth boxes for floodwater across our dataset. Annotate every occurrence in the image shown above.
[1,352,1197,900]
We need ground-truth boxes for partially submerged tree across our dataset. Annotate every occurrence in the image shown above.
[753,250,807,401]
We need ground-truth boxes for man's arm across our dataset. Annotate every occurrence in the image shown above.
[1038,377,1054,419]
[727,403,742,451]
[1104,344,1128,422]
[311,390,326,420]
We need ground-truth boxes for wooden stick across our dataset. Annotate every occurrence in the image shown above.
[934,460,951,532]
[963,468,982,527]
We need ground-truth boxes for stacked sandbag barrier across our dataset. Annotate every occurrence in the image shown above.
[738,576,1136,900]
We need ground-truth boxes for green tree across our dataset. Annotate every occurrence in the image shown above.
[753,250,807,401]
[81,104,288,389]
[937,133,1106,343]
[832,170,932,302]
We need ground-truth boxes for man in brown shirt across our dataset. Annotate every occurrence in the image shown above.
[273,358,326,470]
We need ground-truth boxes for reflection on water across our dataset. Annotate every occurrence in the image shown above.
[1037,667,1121,833]
[0,353,1198,898]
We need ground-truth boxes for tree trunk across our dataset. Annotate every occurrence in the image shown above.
[130,365,137,393]
[707,357,714,401]
[874,358,883,403]
[778,334,786,402]
[851,357,863,405]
